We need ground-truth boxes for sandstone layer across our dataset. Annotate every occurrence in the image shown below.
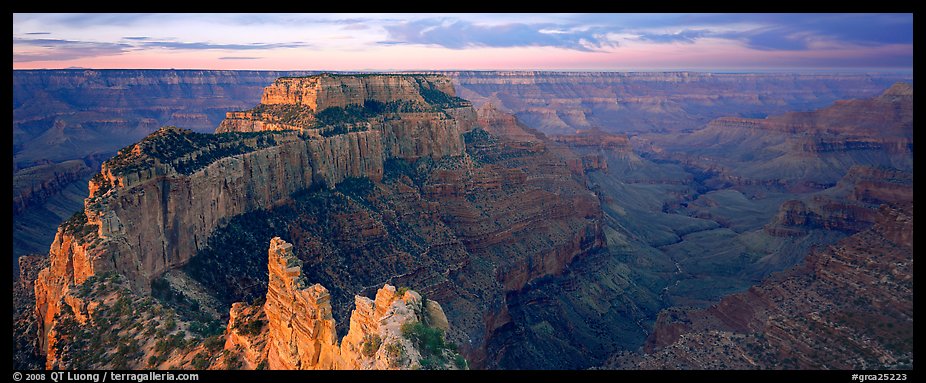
[222,238,462,370]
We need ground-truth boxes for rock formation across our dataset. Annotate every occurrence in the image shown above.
[261,237,340,369]
[17,71,915,371]
[32,74,477,362]
[648,83,913,189]
[766,166,913,236]
[31,74,602,370]
[223,238,462,370]
[218,73,474,161]
[447,71,910,135]
[551,128,638,172]
[12,70,909,276]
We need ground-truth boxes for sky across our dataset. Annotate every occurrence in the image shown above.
[12,13,914,72]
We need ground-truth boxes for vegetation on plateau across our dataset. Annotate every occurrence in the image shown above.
[106,127,283,176]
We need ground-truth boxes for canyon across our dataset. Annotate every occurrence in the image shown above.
[12,70,910,272]
[22,73,601,369]
[12,70,913,371]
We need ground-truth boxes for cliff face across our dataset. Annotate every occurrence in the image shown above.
[648,83,914,189]
[218,74,472,162]
[12,70,320,272]
[224,238,462,370]
[258,74,455,111]
[611,201,912,369]
[13,70,908,275]
[262,238,340,369]
[36,74,570,369]
[32,126,368,357]
[550,128,637,172]
[178,104,604,368]
[765,166,913,236]
[33,75,476,361]
[13,160,91,216]
[13,70,321,169]
[447,71,910,135]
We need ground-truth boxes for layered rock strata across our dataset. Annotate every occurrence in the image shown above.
[32,74,604,370]
[217,74,475,161]
[33,74,473,361]
[766,166,913,236]
[609,201,913,369]
[648,83,913,189]
[445,71,910,135]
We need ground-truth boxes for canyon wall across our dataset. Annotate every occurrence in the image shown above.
[32,74,478,363]
[258,74,455,110]
[218,74,472,161]
[647,83,914,190]
[444,71,911,135]
[14,70,908,272]
[13,70,318,168]
[610,201,913,369]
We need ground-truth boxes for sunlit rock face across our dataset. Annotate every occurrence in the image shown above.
[225,237,463,370]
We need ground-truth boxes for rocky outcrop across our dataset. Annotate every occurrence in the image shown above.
[258,74,456,111]
[30,74,606,370]
[31,128,388,359]
[766,166,913,236]
[477,103,545,144]
[224,238,462,370]
[550,128,638,173]
[32,74,479,363]
[218,74,473,162]
[766,199,878,236]
[180,107,605,369]
[262,238,340,369]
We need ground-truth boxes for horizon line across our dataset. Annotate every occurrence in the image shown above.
[11,68,915,75]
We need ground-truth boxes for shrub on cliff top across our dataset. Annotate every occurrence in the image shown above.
[61,210,96,239]
[401,322,446,361]
[360,333,383,357]
[235,318,266,336]
[384,342,407,368]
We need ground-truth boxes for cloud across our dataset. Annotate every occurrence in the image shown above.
[218,56,262,60]
[381,19,618,51]
[29,13,157,27]
[139,40,309,50]
[342,24,369,31]
[681,13,912,51]
[25,32,51,35]
[638,29,706,44]
[13,34,309,63]
[13,37,132,62]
